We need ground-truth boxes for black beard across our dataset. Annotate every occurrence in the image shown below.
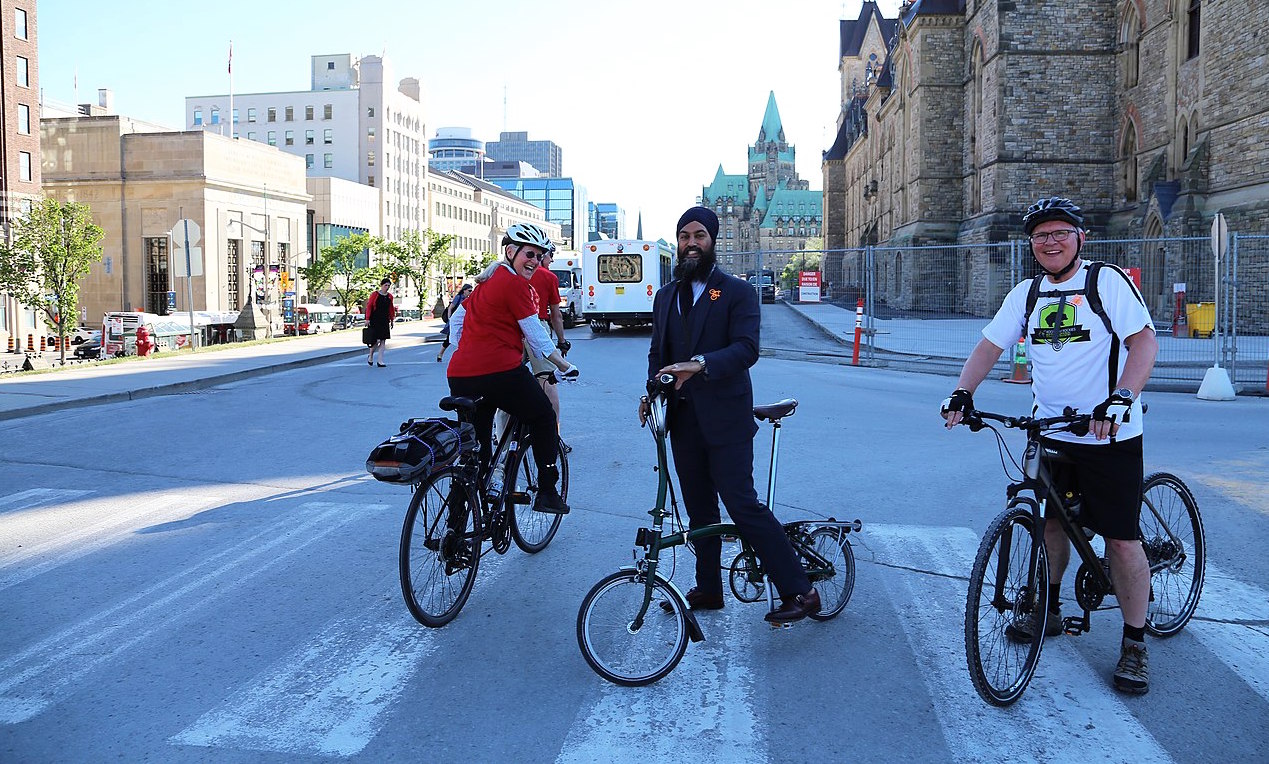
[674,244,716,281]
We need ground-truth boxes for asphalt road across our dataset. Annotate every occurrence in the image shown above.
[1,315,1266,762]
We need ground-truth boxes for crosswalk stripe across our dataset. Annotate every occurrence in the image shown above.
[1187,567,1269,704]
[0,488,89,515]
[865,523,1175,764]
[560,554,763,764]
[0,501,382,725]
[171,548,513,756]
[0,490,223,591]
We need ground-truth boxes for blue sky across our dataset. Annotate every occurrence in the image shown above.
[36,1,901,241]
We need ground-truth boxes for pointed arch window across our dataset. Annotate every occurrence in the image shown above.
[1121,122,1139,203]
[1120,7,1140,87]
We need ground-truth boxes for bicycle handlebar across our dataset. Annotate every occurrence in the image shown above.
[646,373,677,399]
[963,406,1091,438]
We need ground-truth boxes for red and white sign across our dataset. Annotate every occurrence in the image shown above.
[798,271,821,303]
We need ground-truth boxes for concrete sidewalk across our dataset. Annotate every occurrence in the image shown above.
[0,319,444,421]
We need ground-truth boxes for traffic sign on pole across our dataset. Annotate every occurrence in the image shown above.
[1210,212,1228,260]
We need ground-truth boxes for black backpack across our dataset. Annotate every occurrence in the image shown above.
[1021,261,1144,393]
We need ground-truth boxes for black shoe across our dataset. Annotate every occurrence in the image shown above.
[765,589,821,623]
[532,466,569,513]
[660,587,724,613]
[377,362,386,367]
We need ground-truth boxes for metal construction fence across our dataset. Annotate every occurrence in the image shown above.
[748,232,1269,390]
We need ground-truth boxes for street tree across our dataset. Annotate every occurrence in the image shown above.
[298,231,376,318]
[0,199,105,364]
[374,229,454,315]
[780,248,821,290]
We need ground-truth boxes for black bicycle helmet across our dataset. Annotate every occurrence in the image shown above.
[1022,197,1084,235]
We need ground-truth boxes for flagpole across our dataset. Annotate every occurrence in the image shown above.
[227,40,234,138]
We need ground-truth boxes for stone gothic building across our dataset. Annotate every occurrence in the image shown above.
[822,0,1269,316]
[700,92,823,277]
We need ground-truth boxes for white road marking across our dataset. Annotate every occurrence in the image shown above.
[865,523,1174,764]
[0,501,383,724]
[172,549,512,756]
[0,490,222,591]
[560,549,763,764]
[1187,566,1269,703]
[0,488,89,515]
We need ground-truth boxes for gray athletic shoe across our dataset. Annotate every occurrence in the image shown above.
[1004,607,1063,642]
[1113,638,1149,694]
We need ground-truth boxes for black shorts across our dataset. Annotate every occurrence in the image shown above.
[1041,435,1143,541]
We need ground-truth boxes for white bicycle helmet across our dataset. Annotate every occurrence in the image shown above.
[502,222,552,252]
[1022,197,1084,234]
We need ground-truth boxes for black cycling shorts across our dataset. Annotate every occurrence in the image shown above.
[1041,435,1143,541]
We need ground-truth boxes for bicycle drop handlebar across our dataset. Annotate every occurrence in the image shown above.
[962,406,1092,438]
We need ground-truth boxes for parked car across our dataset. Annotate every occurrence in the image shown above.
[333,313,364,331]
[71,327,100,345]
[73,340,103,360]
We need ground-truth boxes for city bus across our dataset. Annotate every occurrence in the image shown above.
[294,304,342,334]
[581,238,674,333]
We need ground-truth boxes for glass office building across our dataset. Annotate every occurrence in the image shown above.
[489,177,588,250]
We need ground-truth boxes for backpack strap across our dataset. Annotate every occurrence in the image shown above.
[1021,273,1045,340]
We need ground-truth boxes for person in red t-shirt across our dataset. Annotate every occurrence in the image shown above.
[526,245,570,441]
[447,222,577,514]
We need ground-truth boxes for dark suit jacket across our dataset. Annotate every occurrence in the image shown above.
[648,267,760,446]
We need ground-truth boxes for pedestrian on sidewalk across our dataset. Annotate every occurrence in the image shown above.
[365,278,395,367]
[436,283,471,362]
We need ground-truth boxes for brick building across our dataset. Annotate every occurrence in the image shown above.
[823,0,1269,314]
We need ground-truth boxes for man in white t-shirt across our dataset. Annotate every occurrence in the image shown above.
[941,197,1160,694]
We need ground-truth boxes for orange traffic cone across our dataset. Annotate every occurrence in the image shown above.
[6,335,13,353]
[1002,336,1031,384]
[26,334,35,352]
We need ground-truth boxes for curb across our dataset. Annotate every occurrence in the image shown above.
[0,335,439,423]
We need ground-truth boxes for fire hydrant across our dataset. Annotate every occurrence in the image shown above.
[135,325,154,357]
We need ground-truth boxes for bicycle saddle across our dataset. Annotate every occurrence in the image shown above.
[439,395,482,412]
[753,399,798,421]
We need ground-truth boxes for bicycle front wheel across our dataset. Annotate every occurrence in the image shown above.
[965,505,1049,706]
[1140,472,1205,637]
[399,468,482,628]
[508,436,566,554]
[806,527,855,621]
[577,571,689,686]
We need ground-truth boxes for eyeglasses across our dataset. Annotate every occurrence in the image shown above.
[516,247,545,261]
[1029,229,1080,244]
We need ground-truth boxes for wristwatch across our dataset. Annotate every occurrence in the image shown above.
[690,354,708,376]
[1113,387,1136,401]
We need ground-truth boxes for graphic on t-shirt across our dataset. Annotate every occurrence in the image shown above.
[1031,300,1091,351]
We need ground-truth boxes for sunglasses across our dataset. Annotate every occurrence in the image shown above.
[516,247,545,261]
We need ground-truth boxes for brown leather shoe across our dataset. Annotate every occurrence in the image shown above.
[661,587,724,613]
[764,589,821,623]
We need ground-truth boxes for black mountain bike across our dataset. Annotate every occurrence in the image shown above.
[398,395,568,627]
[961,406,1205,705]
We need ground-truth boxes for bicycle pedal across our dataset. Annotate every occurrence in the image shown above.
[767,620,794,630]
[505,491,531,505]
[1061,616,1088,636]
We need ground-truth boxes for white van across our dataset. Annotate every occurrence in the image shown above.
[548,251,584,328]
[580,239,674,333]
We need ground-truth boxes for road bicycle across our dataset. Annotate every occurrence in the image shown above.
[576,374,861,686]
[398,395,568,627]
[960,406,1205,705]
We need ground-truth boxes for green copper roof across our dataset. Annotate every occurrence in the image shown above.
[758,91,784,143]
[758,188,823,229]
[702,164,749,202]
[748,146,796,165]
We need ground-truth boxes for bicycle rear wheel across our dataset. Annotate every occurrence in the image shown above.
[577,571,689,686]
[399,468,481,627]
[1140,472,1205,637]
[508,436,567,553]
[805,527,855,621]
[965,505,1049,706]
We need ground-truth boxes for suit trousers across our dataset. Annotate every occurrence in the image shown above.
[669,399,811,598]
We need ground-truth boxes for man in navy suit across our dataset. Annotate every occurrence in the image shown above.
[641,206,820,623]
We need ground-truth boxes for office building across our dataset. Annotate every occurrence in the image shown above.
[1,0,40,350]
[486,131,562,177]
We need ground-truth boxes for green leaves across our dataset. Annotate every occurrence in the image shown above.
[0,199,104,361]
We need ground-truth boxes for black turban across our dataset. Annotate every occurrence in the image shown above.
[676,206,719,241]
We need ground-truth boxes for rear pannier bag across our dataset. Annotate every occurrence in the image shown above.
[366,417,476,484]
